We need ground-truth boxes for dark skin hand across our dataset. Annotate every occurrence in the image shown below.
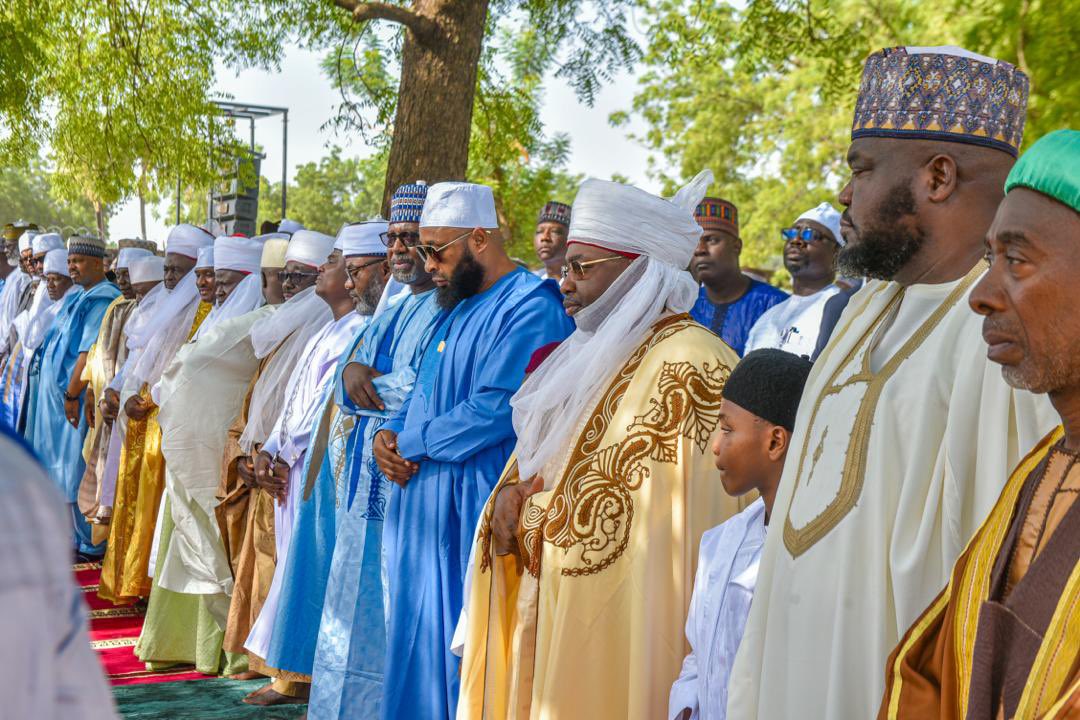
[100,388,120,425]
[491,475,544,560]
[342,363,385,411]
[84,386,95,429]
[372,430,418,487]
[236,454,257,487]
[124,394,155,422]
[64,351,89,427]
[254,450,289,501]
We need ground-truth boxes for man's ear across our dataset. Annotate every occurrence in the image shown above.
[924,153,960,204]
[767,425,790,461]
[471,227,489,253]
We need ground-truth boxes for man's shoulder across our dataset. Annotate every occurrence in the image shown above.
[642,314,740,367]
[700,498,765,550]
[748,279,789,303]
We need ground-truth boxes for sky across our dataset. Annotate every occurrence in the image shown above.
[110,45,666,241]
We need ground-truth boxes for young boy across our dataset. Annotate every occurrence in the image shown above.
[669,348,813,720]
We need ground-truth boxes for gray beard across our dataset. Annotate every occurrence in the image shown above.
[354,275,386,315]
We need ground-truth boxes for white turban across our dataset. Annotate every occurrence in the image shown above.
[213,235,264,274]
[165,223,214,259]
[196,245,214,269]
[511,169,714,481]
[18,232,34,254]
[286,230,336,267]
[278,218,305,234]
[130,255,165,284]
[795,202,845,246]
[32,232,64,256]
[43,249,69,277]
[115,247,153,271]
[334,220,388,256]
[419,183,498,229]
[260,234,290,268]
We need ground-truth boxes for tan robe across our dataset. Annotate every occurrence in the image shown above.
[880,426,1080,720]
[458,315,747,720]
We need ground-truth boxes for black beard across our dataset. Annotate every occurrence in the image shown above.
[837,181,926,281]
[436,248,485,310]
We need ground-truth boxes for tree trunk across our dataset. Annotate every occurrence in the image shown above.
[139,188,147,239]
[380,0,490,213]
[95,202,107,240]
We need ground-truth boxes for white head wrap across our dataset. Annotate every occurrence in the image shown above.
[19,279,75,351]
[260,234,290,268]
[130,255,165,284]
[43,249,69,277]
[278,218,305,235]
[213,235,264,274]
[796,202,845,246]
[32,233,64,256]
[17,233,34,254]
[419,183,498,229]
[286,230,336,267]
[164,224,213,260]
[115,247,153,271]
[241,284,334,451]
[334,220,389,256]
[510,169,713,481]
[195,245,214,269]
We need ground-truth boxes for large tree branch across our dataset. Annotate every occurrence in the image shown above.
[331,1,440,45]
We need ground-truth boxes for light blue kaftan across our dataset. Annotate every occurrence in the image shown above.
[379,268,573,720]
[303,288,444,718]
[27,280,120,555]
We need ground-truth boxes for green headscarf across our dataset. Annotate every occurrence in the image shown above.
[1005,129,1080,212]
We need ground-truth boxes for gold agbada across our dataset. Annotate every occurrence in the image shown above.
[458,315,748,720]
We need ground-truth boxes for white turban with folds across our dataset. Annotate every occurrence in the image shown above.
[510,169,712,481]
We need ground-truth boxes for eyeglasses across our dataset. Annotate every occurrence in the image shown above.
[380,231,421,248]
[781,227,831,244]
[414,230,472,263]
[277,270,319,284]
[560,255,626,280]
[345,257,385,280]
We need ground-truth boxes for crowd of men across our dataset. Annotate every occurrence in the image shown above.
[0,44,1077,720]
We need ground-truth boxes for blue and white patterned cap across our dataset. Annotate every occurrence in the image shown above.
[390,181,428,224]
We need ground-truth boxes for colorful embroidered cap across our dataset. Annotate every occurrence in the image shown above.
[851,45,1029,157]
[390,181,428,224]
[537,201,572,228]
[67,234,107,259]
[695,197,739,236]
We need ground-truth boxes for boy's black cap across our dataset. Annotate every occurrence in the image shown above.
[721,349,813,431]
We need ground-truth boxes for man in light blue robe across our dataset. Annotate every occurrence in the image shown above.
[373,182,574,720]
[27,235,119,558]
[304,182,446,718]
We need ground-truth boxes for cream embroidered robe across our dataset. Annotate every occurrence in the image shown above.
[458,314,747,720]
[727,265,1058,720]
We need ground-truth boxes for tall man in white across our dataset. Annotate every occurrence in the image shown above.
[728,46,1058,718]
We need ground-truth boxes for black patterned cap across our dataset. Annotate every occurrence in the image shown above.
[67,234,107,259]
[537,201,571,227]
[722,349,813,431]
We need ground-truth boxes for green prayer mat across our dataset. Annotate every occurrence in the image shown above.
[113,678,307,719]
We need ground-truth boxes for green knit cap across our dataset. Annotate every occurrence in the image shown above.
[1005,129,1080,212]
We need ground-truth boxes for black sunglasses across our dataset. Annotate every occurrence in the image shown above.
[277,270,319,284]
[380,231,421,248]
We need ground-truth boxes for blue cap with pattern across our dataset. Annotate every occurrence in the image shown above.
[390,181,428,224]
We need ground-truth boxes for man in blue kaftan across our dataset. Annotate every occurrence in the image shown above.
[27,235,119,557]
[373,182,574,720]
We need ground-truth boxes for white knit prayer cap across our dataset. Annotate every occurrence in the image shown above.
[32,232,65,256]
[130,255,165,284]
[196,245,214,269]
[286,230,336,268]
[43,249,69,277]
[334,220,388,256]
[164,223,214,259]
[278,218,305,234]
[419,182,498,229]
[213,235,264,274]
[795,202,845,246]
[18,233,34,253]
[115,247,154,271]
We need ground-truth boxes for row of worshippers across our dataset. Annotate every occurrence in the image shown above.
[4,44,1078,720]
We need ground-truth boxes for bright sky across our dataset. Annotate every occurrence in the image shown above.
[110,45,665,241]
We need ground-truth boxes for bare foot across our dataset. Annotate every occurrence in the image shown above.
[242,688,307,706]
[228,670,264,681]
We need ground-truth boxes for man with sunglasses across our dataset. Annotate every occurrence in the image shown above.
[371,181,572,720]
[259,236,289,305]
[744,202,844,357]
[689,197,787,355]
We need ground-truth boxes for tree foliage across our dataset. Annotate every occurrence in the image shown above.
[0,160,97,235]
[622,0,1080,271]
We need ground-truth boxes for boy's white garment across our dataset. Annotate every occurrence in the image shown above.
[669,498,766,720]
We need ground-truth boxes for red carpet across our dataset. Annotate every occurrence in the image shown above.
[76,562,212,686]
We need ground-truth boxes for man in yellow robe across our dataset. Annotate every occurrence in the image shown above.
[728,47,1059,719]
[457,171,746,720]
[98,224,214,603]
[880,130,1080,719]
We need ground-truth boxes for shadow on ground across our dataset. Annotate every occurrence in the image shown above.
[114,678,307,719]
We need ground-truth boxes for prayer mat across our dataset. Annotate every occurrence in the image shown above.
[112,678,307,719]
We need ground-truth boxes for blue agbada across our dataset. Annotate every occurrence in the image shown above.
[27,280,119,555]
[379,269,573,720]
[690,279,787,355]
[263,288,443,682]
[1,343,32,432]
[306,288,444,719]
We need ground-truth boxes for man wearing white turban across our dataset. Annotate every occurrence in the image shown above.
[456,171,745,720]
